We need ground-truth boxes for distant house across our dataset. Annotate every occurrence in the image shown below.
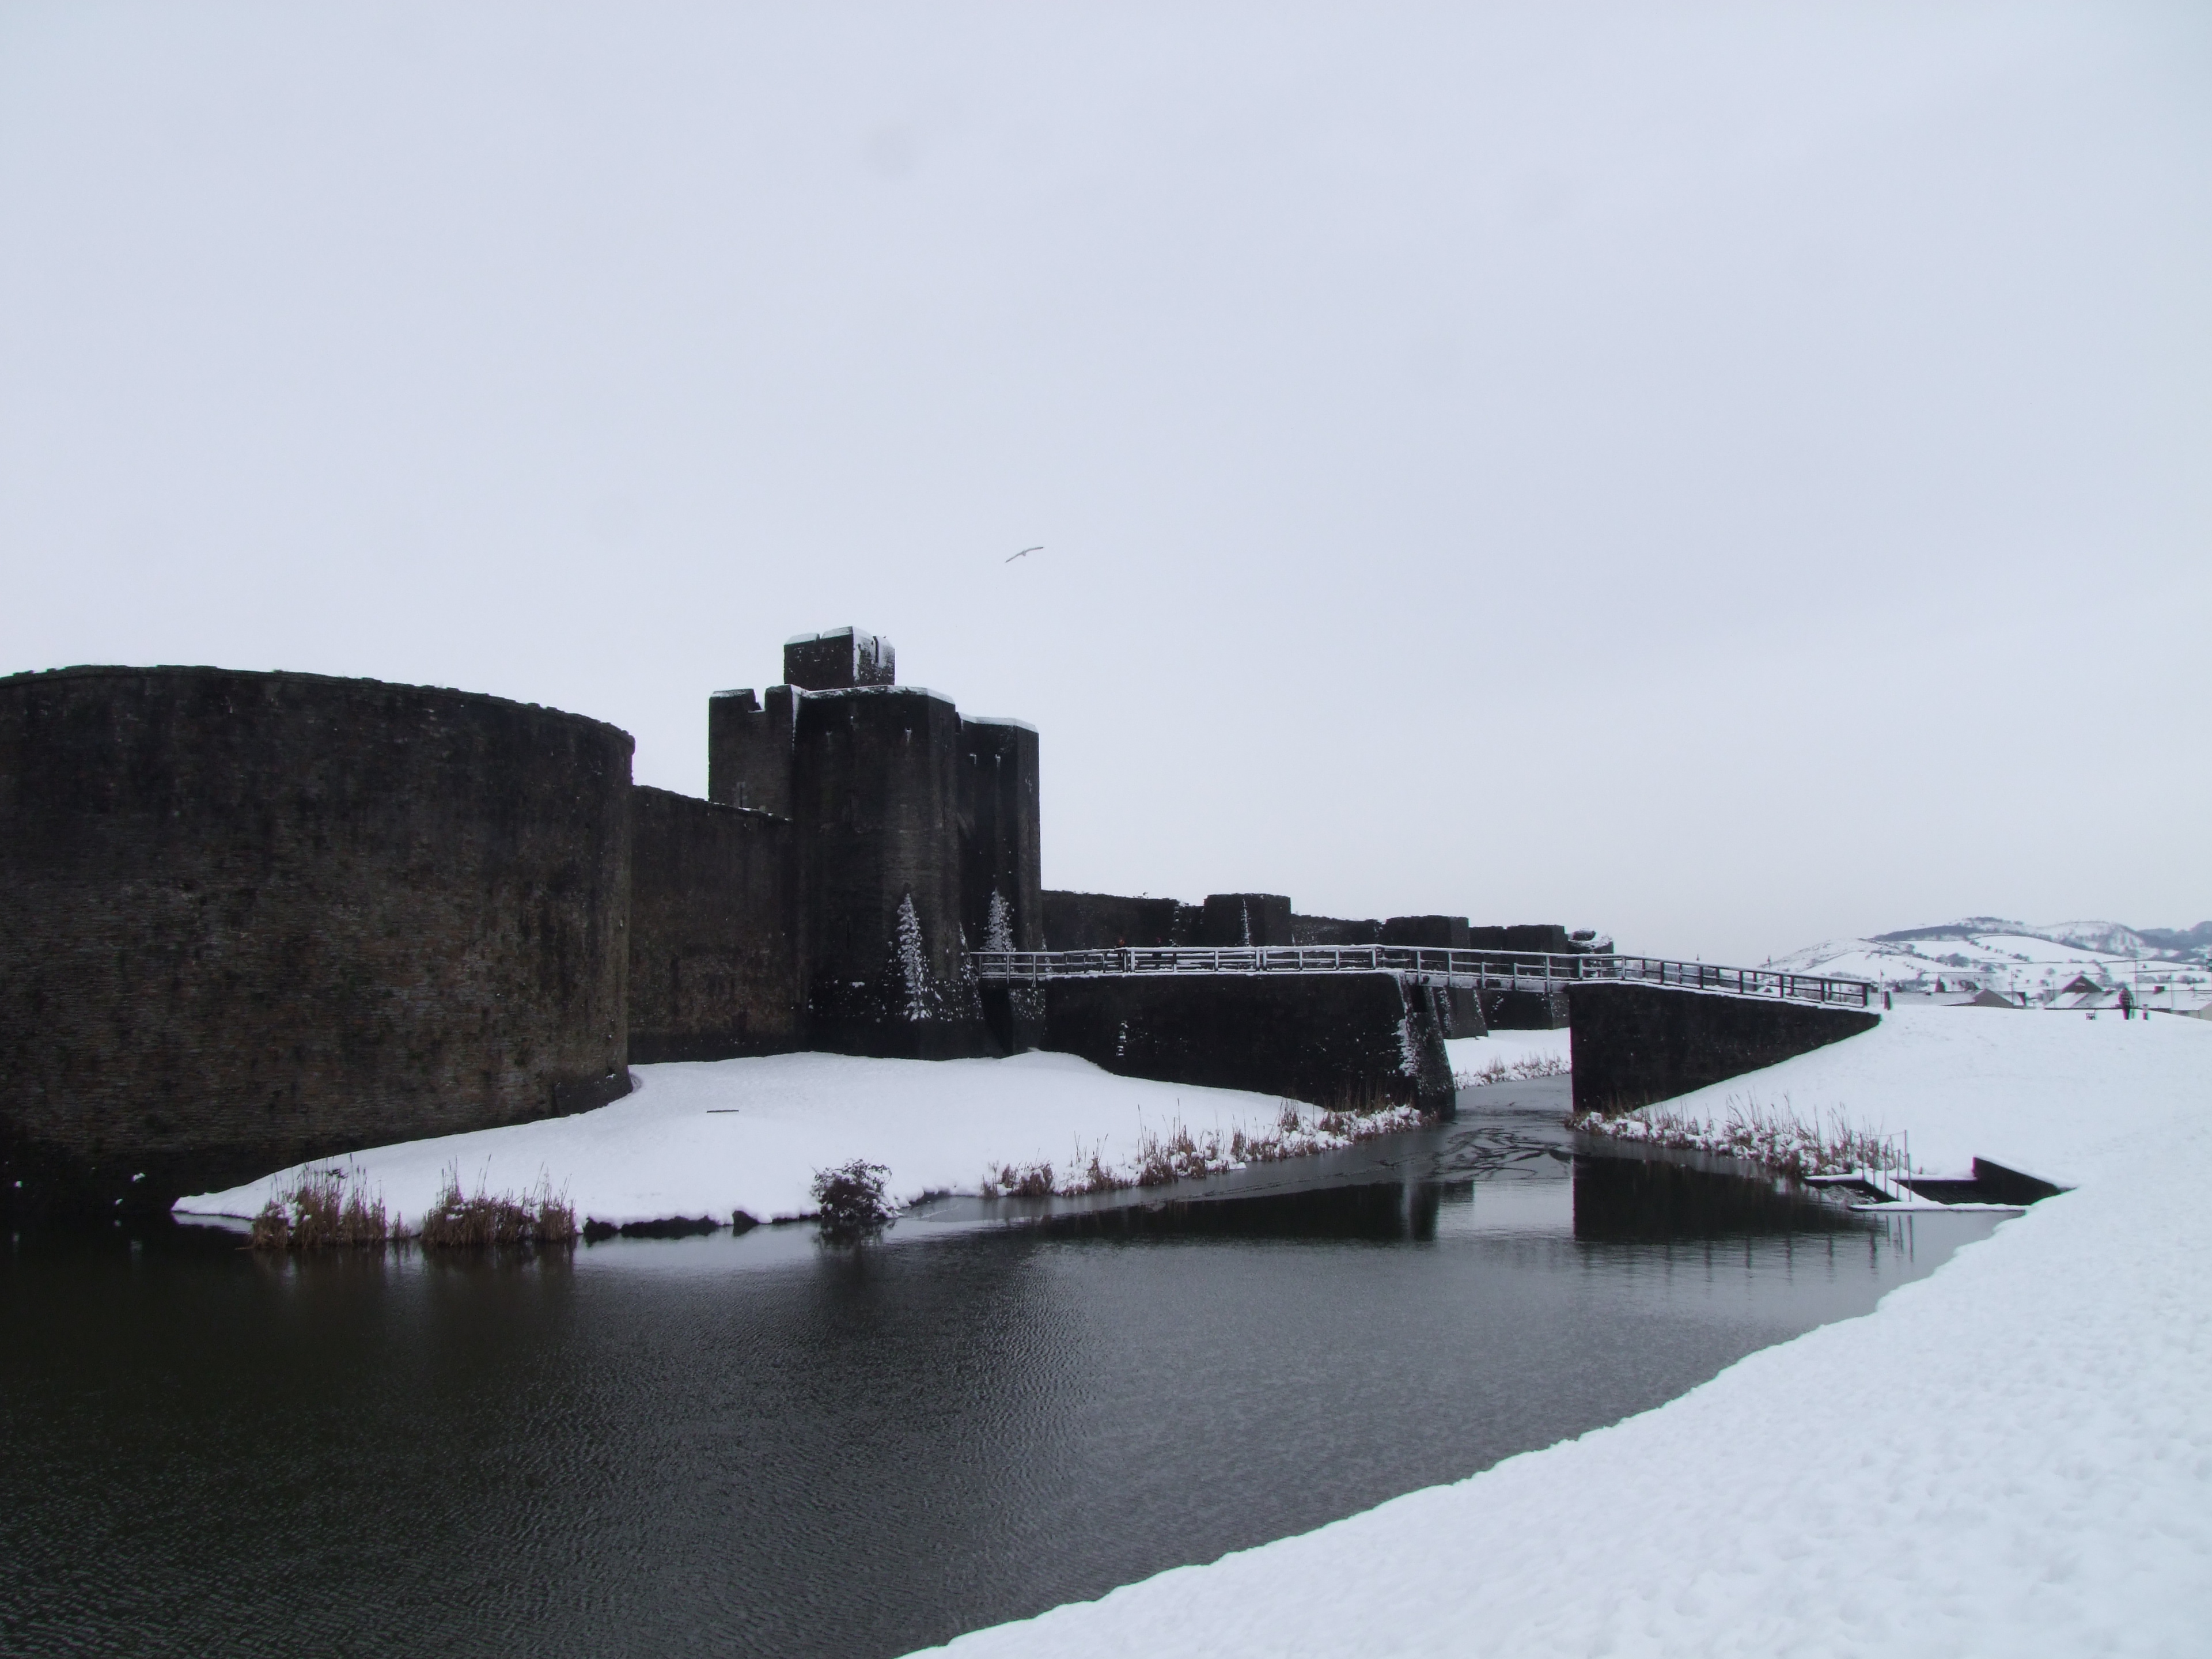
[2052,972,2118,1010]
[1964,988,2017,1009]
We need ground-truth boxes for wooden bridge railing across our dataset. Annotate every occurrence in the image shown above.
[967,947,1874,1009]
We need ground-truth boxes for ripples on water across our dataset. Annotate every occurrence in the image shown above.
[1,1094,1999,1659]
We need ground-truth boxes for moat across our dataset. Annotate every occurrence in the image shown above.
[1,1091,2001,1659]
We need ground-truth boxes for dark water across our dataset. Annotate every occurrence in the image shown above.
[2,1092,1998,1659]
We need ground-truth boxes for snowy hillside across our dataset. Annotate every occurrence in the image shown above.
[1770,917,2212,1007]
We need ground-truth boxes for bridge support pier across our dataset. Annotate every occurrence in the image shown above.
[1041,973,1455,1115]
[980,983,1047,1056]
[1567,982,1878,1115]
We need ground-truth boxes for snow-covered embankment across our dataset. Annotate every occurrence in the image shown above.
[175,1051,1399,1228]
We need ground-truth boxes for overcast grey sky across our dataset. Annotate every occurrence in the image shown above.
[2,2,2206,961]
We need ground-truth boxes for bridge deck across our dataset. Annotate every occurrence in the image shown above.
[968,948,1874,1009]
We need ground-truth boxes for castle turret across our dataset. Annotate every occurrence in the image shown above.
[683,627,1033,1059]
[959,716,1041,953]
[782,627,895,690]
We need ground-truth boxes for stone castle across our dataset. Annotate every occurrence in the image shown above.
[0,627,1586,1219]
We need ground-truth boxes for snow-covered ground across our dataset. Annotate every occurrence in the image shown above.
[175,1051,1355,1228]
[912,1006,2212,1658]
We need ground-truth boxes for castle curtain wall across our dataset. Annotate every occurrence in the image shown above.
[627,786,802,1062]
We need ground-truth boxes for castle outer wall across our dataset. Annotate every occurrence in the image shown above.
[0,668,633,1217]
[627,786,801,1062]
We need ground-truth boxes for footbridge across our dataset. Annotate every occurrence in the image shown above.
[969,948,1876,1010]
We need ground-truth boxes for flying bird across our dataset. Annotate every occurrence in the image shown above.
[1005,546,1042,563]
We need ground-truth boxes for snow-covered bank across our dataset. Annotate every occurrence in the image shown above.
[1596,1003,2192,1185]
[175,1051,1369,1229]
[915,1007,2212,1658]
[1445,1028,1571,1088]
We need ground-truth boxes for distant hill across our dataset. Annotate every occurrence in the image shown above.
[2137,921,2212,955]
[1770,916,2212,1009]
[1867,918,2209,962]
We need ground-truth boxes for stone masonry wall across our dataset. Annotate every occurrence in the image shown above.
[0,667,632,1217]
[793,687,986,1056]
[1468,923,1581,954]
[707,685,794,817]
[1043,973,1455,1113]
[1567,981,1880,1113]
[627,786,801,1063]
[957,718,1042,954]
[1198,893,1294,946]
[1043,891,1196,949]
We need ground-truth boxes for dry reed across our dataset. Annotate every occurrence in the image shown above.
[979,1099,1428,1199]
[249,1166,396,1251]
[1567,1093,1899,1181]
[415,1166,578,1249]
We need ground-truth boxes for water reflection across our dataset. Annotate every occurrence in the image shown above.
[1571,1155,1867,1240]
[1,1117,2002,1659]
[1024,1178,1444,1241]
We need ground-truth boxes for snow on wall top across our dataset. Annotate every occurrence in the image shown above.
[792,683,950,704]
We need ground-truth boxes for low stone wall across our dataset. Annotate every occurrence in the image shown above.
[1043,974,1455,1113]
[1468,923,1581,953]
[1567,982,1879,1114]
[627,786,801,1063]
[0,666,633,1217]
[1043,890,1196,949]
[1290,913,1380,946]
[1381,915,1469,948]
[1198,893,1293,946]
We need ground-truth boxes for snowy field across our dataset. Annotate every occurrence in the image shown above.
[915,1007,2212,1658]
[176,1051,1353,1228]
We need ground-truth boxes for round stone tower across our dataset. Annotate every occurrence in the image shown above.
[0,666,633,1216]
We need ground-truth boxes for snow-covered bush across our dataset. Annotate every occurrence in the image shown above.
[812,1159,896,1242]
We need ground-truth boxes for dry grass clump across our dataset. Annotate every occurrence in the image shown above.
[980,1099,1429,1199]
[979,1160,1058,1199]
[251,1166,395,1251]
[416,1167,578,1249]
[1453,1051,1570,1090]
[1567,1093,1896,1181]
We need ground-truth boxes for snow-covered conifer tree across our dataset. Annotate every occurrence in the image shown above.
[896,893,934,1021]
